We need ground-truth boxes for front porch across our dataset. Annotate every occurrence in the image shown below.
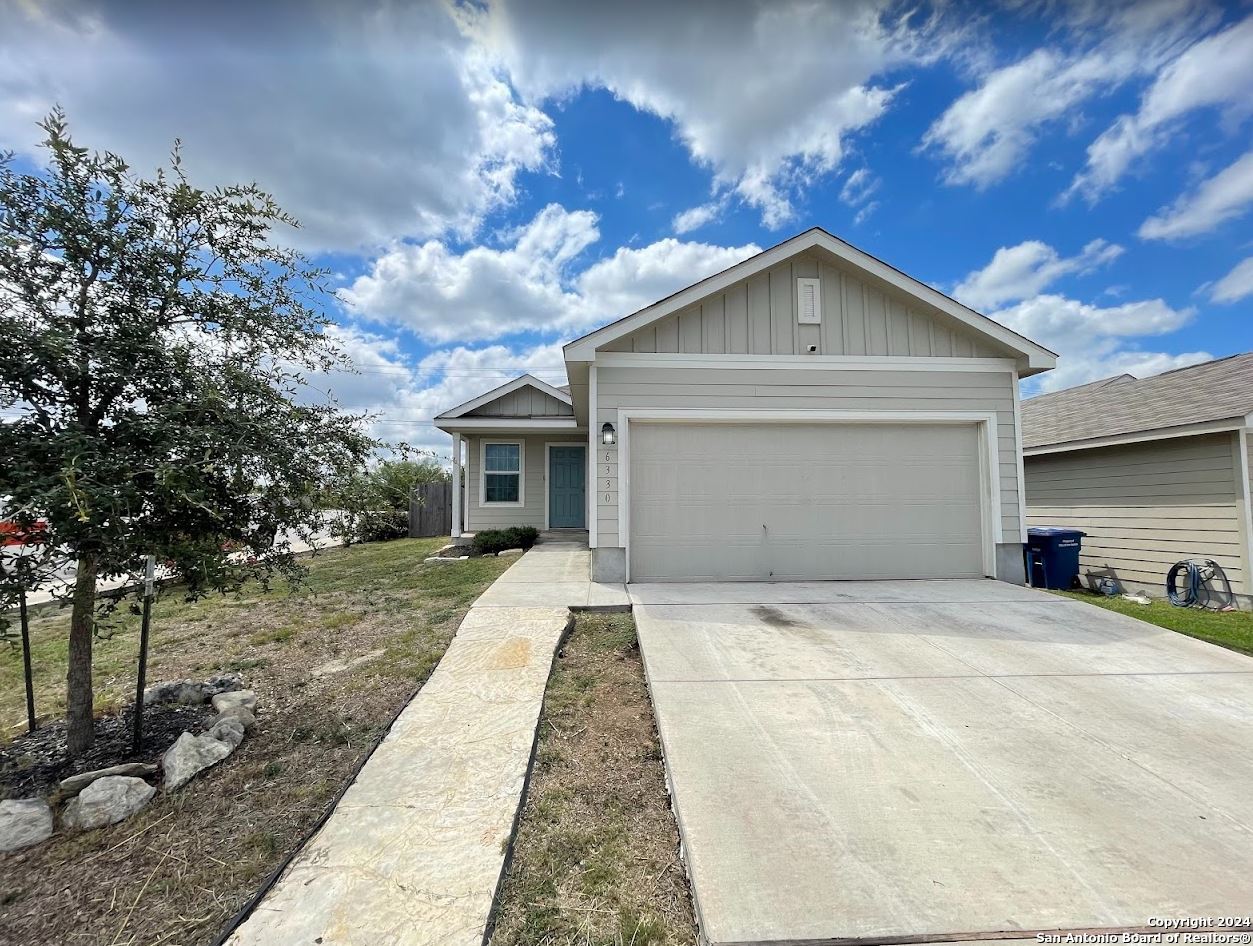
[432,373,592,544]
[444,431,591,539]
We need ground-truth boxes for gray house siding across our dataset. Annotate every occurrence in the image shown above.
[466,387,572,418]
[602,253,1004,358]
[593,366,1022,566]
[1024,432,1249,596]
[464,433,585,532]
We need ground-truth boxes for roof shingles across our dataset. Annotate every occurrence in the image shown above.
[1021,354,1253,449]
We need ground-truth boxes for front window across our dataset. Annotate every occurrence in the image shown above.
[483,442,522,504]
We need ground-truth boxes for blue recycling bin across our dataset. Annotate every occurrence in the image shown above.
[1025,527,1086,590]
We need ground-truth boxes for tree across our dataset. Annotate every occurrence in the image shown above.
[0,111,376,754]
[356,457,449,511]
[328,454,449,544]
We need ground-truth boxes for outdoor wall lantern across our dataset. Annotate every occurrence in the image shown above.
[601,422,616,446]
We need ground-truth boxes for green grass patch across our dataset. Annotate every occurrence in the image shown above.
[489,613,695,946]
[1056,590,1253,657]
[1,537,515,946]
[0,538,508,738]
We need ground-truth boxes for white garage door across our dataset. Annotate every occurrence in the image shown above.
[628,422,986,581]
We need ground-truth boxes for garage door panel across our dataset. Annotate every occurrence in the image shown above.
[629,423,984,581]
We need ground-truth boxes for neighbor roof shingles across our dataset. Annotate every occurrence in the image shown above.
[1021,354,1253,449]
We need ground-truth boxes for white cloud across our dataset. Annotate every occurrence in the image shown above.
[994,294,1202,392]
[0,1,554,252]
[995,293,1193,345]
[924,1,1217,189]
[1066,15,1253,202]
[576,237,758,324]
[1025,347,1213,394]
[956,238,1201,392]
[461,0,954,229]
[340,204,760,342]
[309,327,569,456]
[839,167,880,225]
[672,200,725,234]
[1138,150,1253,240]
[1211,257,1253,303]
[338,204,596,343]
[954,239,1123,310]
[840,168,880,205]
[853,202,879,226]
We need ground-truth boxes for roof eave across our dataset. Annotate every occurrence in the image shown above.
[563,227,1057,368]
[1023,415,1248,456]
[433,417,583,434]
[436,373,573,420]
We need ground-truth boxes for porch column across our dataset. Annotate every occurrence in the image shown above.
[451,433,462,538]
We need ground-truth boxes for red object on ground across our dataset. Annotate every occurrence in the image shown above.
[0,521,48,546]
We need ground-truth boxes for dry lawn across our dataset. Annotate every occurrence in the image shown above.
[0,538,512,946]
[489,612,697,946]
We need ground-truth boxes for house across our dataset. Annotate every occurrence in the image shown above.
[435,228,1057,583]
[1022,354,1253,601]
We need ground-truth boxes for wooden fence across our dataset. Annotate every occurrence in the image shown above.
[409,481,453,538]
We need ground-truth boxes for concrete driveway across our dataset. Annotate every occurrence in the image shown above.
[631,579,1253,946]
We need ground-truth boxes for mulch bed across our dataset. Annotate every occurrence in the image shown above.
[0,703,214,798]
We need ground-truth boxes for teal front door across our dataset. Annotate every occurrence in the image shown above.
[549,446,586,528]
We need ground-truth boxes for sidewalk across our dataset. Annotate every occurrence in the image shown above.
[225,538,627,946]
[14,525,343,608]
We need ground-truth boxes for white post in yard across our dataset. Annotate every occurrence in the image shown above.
[451,432,462,539]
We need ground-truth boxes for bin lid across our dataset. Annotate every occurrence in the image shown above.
[1027,526,1086,538]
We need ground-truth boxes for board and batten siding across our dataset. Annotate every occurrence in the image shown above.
[1024,432,1250,595]
[466,387,572,418]
[464,433,585,531]
[602,252,1004,359]
[593,366,1021,549]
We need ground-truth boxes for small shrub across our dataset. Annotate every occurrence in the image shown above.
[472,525,540,555]
[353,509,408,543]
[504,526,539,549]
[472,530,509,555]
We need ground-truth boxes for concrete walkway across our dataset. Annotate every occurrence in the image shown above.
[226,538,625,946]
[474,534,629,611]
[632,579,1253,946]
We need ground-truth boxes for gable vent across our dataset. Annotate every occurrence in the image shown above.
[797,277,821,324]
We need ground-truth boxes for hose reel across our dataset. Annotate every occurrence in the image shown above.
[1165,558,1234,610]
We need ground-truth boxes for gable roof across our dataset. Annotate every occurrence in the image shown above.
[435,374,572,420]
[1022,354,1253,451]
[563,227,1057,373]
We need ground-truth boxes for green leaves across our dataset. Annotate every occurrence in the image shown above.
[0,110,378,595]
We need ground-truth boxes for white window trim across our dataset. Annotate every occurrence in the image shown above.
[479,440,525,508]
[614,408,1002,583]
[544,442,587,530]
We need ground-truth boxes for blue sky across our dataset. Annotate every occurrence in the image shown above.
[3,0,1252,456]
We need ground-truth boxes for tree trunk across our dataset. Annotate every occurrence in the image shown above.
[66,554,98,755]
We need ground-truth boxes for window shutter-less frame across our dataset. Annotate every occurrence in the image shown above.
[797,277,821,324]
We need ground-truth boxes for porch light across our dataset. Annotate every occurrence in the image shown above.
[601,422,616,446]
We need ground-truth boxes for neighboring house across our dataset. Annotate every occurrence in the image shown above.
[1022,354,1253,600]
[435,227,1056,583]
